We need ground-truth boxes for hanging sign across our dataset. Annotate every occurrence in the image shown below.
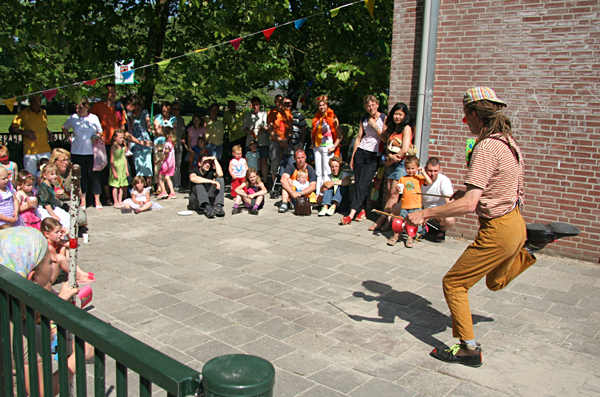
[115,60,135,85]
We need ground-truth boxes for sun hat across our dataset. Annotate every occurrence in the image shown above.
[0,227,48,278]
[463,87,507,107]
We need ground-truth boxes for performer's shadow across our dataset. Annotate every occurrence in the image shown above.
[349,281,493,348]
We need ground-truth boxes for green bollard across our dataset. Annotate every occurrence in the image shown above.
[202,354,275,397]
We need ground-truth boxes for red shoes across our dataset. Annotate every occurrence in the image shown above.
[355,209,367,221]
[341,216,352,225]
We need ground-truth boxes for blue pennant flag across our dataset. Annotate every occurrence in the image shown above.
[295,18,307,29]
[121,70,135,80]
[364,52,377,59]
[307,79,314,87]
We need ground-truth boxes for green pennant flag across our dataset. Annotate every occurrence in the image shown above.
[331,7,341,17]
[158,59,171,71]
[378,38,386,52]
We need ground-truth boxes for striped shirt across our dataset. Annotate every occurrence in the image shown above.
[464,134,524,219]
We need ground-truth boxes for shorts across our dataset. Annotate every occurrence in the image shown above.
[386,159,406,180]
[258,146,269,159]
[400,207,423,234]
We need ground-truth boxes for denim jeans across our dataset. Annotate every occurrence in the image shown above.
[322,185,347,206]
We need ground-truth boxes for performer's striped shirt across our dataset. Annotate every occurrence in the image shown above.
[464,133,525,219]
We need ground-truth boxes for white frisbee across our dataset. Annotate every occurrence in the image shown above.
[177,210,194,216]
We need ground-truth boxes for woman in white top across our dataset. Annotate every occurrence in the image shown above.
[62,98,103,209]
[341,95,387,225]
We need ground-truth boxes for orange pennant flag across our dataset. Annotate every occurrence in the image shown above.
[263,27,276,42]
[195,48,207,53]
[84,79,97,86]
[2,98,16,112]
[365,0,375,16]
[230,38,242,50]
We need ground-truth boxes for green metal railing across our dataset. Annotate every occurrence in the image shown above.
[0,265,202,397]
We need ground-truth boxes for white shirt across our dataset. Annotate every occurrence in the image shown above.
[242,111,269,147]
[421,173,454,208]
[63,113,102,155]
[358,113,386,153]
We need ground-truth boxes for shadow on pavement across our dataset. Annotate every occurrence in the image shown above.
[348,280,494,348]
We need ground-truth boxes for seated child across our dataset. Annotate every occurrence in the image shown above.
[0,145,18,187]
[37,164,70,229]
[40,218,95,284]
[15,170,41,229]
[246,140,259,171]
[232,168,267,215]
[121,176,164,214]
[229,145,248,198]
[0,167,23,229]
[389,155,432,248]
[292,168,317,204]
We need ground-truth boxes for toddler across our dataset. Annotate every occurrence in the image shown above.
[37,163,70,229]
[41,218,95,284]
[157,128,177,199]
[232,168,267,215]
[229,144,247,198]
[0,145,18,187]
[292,168,317,203]
[15,170,41,229]
[36,157,50,188]
[246,140,259,171]
[0,167,23,228]
[389,155,432,247]
[109,129,129,208]
[122,176,163,214]
[153,125,166,195]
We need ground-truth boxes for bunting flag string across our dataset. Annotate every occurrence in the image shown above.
[2,98,15,112]
[263,27,276,42]
[1,0,376,104]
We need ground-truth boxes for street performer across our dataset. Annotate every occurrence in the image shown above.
[406,87,580,367]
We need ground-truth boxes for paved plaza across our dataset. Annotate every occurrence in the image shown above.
[79,194,600,396]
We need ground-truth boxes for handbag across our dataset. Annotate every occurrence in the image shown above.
[92,138,108,171]
[294,196,312,216]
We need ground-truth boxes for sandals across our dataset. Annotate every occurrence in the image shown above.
[95,204,103,210]
[405,237,414,248]
[369,216,387,232]
[387,236,398,246]
[435,231,446,243]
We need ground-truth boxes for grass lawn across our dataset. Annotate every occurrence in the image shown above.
[0,114,69,134]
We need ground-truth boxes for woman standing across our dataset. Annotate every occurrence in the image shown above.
[62,99,103,209]
[153,101,177,137]
[370,102,413,231]
[311,96,340,197]
[125,95,154,188]
[342,95,387,225]
[205,104,225,161]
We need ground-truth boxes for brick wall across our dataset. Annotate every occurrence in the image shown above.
[389,0,600,263]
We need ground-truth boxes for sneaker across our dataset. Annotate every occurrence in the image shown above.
[249,208,259,215]
[168,193,177,199]
[278,203,288,213]
[430,343,482,368]
[121,208,133,214]
[157,193,168,200]
[355,209,367,221]
[214,204,225,217]
[341,215,352,225]
[326,206,336,216]
[125,150,133,157]
[288,201,295,211]
[205,205,215,218]
[526,222,581,250]
[318,207,328,217]
[232,206,242,215]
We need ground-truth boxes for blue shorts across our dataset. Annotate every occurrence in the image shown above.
[386,159,407,180]
[258,146,269,159]
[400,208,423,234]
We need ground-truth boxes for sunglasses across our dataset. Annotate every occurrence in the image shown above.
[283,102,292,106]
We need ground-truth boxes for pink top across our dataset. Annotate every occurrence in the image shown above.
[187,126,205,147]
[358,113,386,153]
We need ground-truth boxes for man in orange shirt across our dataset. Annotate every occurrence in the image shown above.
[90,84,126,204]
[9,95,53,175]
[267,95,292,186]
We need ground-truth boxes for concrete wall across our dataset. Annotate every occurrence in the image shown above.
[389,0,600,262]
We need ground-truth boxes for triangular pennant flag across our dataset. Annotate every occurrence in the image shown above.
[351,82,358,91]
[158,59,171,71]
[307,79,314,87]
[377,38,386,52]
[195,48,207,53]
[365,0,375,16]
[121,70,134,80]
[295,18,307,29]
[84,79,97,86]
[263,27,276,42]
[43,89,58,102]
[230,38,242,50]
[2,98,16,112]
[330,7,341,17]
[364,51,377,59]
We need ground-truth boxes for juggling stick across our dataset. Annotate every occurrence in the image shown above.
[371,209,404,220]
[415,192,451,199]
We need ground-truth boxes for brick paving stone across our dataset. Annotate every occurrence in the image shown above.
[79,195,600,395]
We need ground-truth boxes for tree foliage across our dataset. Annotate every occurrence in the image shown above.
[1,0,392,122]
